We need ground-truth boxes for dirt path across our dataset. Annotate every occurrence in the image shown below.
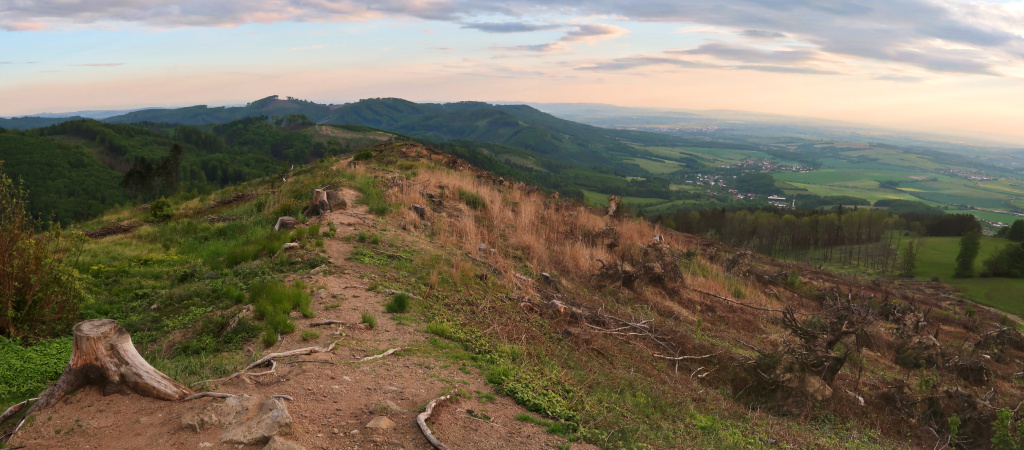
[12,187,591,450]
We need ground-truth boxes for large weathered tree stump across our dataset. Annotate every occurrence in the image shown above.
[32,319,192,411]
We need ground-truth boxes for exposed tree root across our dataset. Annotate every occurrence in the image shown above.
[193,343,336,386]
[417,394,452,450]
[359,348,403,361]
[310,320,346,327]
[0,398,36,428]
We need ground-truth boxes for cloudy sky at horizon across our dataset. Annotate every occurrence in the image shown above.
[2,0,1024,142]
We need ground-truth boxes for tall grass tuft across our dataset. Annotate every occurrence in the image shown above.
[250,280,315,346]
[385,293,411,313]
[357,176,393,216]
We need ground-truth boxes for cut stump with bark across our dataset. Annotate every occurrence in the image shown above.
[31,319,193,412]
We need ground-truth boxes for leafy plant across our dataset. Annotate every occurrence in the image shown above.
[0,168,90,339]
[147,197,176,222]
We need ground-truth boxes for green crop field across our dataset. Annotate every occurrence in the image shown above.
[627,157,686,174]
[915,236,1024,318]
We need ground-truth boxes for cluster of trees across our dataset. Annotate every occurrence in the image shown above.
[663,207,909,271]
[981,219,1024,278]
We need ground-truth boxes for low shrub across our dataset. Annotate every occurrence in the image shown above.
[385,293,411,313]
[457,188,487,210]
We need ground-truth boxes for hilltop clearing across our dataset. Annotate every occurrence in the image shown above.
[3,141,1024,449]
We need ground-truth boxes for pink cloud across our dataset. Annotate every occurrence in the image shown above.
[2,22,48,31]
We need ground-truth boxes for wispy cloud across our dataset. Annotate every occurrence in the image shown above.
[576,56,716,71]
[3,0,1024,76]
[288,45,326,51]
[493,23,627,52]
[669,42,817,64]
[1,21,47,31]
[735,64,837,75]
[741,30,786,39]
[874,75,924,82]
[71,63,124,67]
[462,21,559,33]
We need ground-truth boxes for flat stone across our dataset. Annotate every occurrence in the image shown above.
[274,217,300,231]
[382,400,402,412]
[365,416,396,430]
[263,436,306,450]
[221,398,293,445]
[282,242,300,251]
[311,289,330,302]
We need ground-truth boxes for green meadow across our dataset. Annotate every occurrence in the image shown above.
[915,236,1024,318]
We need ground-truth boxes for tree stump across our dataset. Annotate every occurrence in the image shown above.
[31,319,192,412]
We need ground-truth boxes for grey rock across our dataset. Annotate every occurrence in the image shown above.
[221,397,293,445]
[282,242,300,251]
[311,289,330,302]
[326,190,347,210]
[263,436,306,450]
[411,204,427,220]
[274,216,300,231]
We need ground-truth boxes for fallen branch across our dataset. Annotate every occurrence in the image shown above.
[687,287,816,316]
[653,351,720,361]
[342,212,375,223]
[183,392,236,401]
[343,285,365,289]
[310,320,346,327]
[193,343,336,386]
[418,394,452,450]
[359,348,403,362]
[381,289,420,299]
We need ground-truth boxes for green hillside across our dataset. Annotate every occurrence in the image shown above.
[0,131,126,223]
[0,119,389,224]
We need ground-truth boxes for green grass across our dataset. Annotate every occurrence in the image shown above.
[385,293,412,313]
[360,311,377,329]
[915,236,1024,318]
[300,330,320,341]
[250,280,315,346]
[457,188,487,210]
[356,175,394,215]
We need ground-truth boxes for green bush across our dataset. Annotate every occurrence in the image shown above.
[148,197,176,222]
[1,169,90,339]
[457,188,487,210]
[300,330,320,341]
[353,150,374,161]
[385,293,411,313]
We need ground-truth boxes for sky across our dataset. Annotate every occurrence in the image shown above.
[2,0,1024,143]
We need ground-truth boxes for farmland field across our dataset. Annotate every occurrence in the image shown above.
[914,236,1024,318]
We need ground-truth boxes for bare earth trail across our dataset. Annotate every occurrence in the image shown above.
[13,185,592,449]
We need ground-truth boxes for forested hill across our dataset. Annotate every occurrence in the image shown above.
[104,96,332,125]
[96,96,740,166]
[0,116,87,130]
[0,118,389,224]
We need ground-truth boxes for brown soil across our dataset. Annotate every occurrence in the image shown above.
[12,187,593,450]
